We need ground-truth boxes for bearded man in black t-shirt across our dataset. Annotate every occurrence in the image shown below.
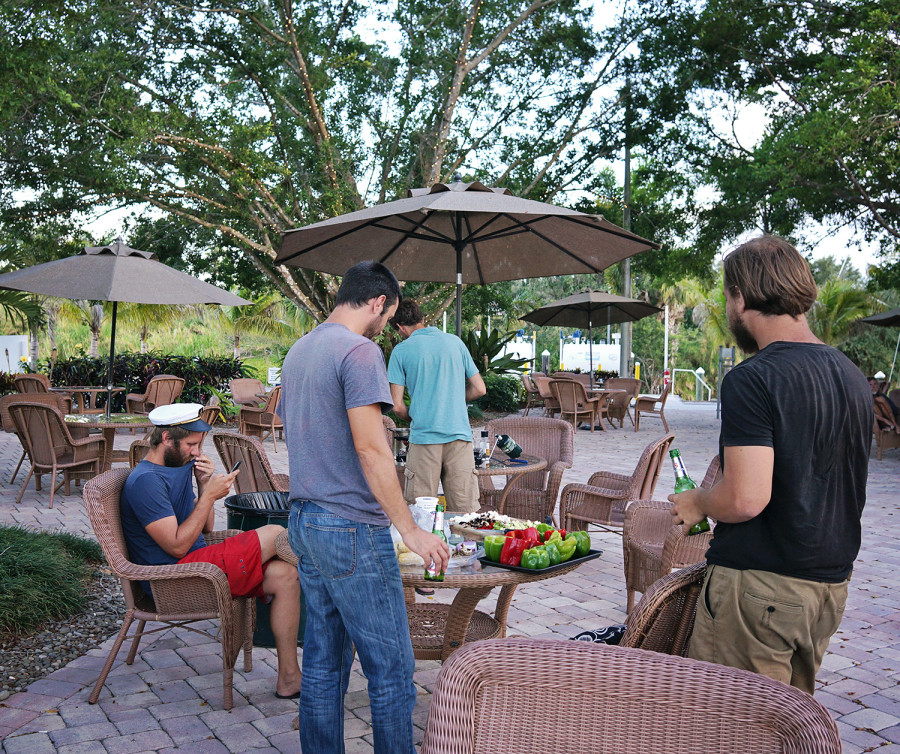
[670,235,872,694]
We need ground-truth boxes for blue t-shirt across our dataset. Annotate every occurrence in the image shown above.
[121,461,206,565]
[278,322,394,525]
[387,327,478,445]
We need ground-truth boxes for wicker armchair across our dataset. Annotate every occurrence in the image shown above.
[421,636,841,754]
[82,469,255,711]
[238,385,284,452]
[604,377,640,428]
[549,379,605,433]
[620,562,707,655]
[873,398,900,460]
[520,373,545,416]
[9,401,106,508]
[559,432,675,533]
[213,432,289,494]
[530,374,560,417]
[229,377,265,408]
[480,417,574,523]
[634,381,671,432]
[128,438,151,467]
[1,392,80,484]
[13,373,51,393]
[125,374,185,415]
[622,456,721,613]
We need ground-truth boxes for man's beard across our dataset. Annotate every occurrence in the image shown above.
[728,309,759,355]
[163,441,189,467]
[363,316,386,340]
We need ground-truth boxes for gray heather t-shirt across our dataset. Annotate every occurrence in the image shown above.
[278,322,393,525]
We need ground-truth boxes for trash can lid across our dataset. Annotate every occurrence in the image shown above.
[224,491,291,513]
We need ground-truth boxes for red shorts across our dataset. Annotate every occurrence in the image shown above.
[178,529,269,599]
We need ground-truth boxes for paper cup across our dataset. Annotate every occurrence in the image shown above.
[414,496,439,515]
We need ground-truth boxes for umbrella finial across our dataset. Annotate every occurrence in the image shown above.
[453,171,463,183]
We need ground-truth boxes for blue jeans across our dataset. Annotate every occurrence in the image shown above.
[288,501,417,754]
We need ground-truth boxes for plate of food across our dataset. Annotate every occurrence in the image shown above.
[396,539,482,568]
[448,511,541,540]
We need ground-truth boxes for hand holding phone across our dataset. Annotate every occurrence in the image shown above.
[230,460,243,474]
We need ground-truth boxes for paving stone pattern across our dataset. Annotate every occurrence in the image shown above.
[1,399,900,752]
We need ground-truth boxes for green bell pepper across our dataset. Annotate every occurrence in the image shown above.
[544,541,561,566]
[520,545,551,570]
[557,536,577,562]
[535,522,552,535]
[544,530,562,547]
[571,530,592,557]
[483,535,506,563]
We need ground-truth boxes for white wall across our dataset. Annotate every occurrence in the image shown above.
[0,336,29,373]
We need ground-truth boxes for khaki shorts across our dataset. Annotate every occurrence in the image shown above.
[404,440,479,514]
[688,564,848,694]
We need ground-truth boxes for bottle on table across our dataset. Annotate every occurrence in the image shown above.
[495,433,523,458]
[424,502,448,581]
[669,448,710,535]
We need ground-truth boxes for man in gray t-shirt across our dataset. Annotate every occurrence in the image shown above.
[279,261,449,754]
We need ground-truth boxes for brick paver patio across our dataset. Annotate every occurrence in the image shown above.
[1,398,899,753]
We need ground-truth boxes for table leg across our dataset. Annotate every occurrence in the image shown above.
[441,586,492,661]
[493,584,519,638]
[495,473,530,516]
[101,428,116,472]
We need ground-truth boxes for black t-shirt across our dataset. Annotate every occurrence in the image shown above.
[707,342,872,582]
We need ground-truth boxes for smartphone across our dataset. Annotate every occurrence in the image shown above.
[229,460,243,473]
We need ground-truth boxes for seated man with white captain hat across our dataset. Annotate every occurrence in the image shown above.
[120,403,303,699]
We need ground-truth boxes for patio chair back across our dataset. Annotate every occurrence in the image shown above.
[82,469,254,710]
[14,374,51,393]
[530,374,560,416]
[520,373,545,416]
[229,378,265,407]
[213,432,289,494]
[483,416,574,522]
[125,374,186,415]
[129,438,151,467]
[421,635,841,753]
[550,378,602,433]
[238,386,284,451]
[635,381,671,432]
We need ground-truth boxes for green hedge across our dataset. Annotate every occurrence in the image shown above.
[39,352,248,410]
[476,373,522,413]
[0,371,16,396]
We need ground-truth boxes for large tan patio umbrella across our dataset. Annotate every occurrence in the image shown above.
[0,238,250,418]
[521,290,662,382]
[276,178,659,334]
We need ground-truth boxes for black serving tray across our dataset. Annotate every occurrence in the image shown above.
[478,548,603,574]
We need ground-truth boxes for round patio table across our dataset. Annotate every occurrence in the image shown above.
[475,452,546,515]
[584,387,627,431]
[52,386,125,414]
[64,413,154,471]
[400,556,587,662]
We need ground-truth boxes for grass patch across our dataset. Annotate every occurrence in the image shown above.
[0,525,103,637]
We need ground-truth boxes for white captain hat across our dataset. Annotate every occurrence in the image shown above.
[148,403,212,433]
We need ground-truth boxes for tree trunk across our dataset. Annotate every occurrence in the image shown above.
[233,335,240,359]
[29,323,39,367]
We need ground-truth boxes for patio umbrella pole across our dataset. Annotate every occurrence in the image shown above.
[454,236,464,336]
[106,301,117,420]
[890,331,900,385]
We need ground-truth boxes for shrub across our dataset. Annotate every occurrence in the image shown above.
[0,526,100,636]
[476,373,522,413]
[0,371,16,396]
[38,352,247,410]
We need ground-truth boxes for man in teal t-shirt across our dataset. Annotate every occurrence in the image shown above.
[388,300,486,512]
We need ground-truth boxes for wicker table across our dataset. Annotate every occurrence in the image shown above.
[52,386,125,414]
[475,453,546,515]
[583,388,627,431]
[65,413,154,471]
[400,556,586,662]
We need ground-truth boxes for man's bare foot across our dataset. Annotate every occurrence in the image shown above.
[275,672,302,699]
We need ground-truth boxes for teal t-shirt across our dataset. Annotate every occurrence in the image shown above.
[387,327,478,445]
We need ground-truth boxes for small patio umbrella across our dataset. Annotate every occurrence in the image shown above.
[861,307,900,383]
[521,290,661,381]
[0,238,250,418]
[276,178,659,334]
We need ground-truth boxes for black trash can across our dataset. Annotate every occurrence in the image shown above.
[224,491,306,648]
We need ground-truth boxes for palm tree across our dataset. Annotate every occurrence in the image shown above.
[808,279,873,346]
[211,293,313,358]
[117,302,188,354]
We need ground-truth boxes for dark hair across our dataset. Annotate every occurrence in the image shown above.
[390,299,423,328]
[723,235,817,317]
[148,425,191,448]
[335,261,401,309]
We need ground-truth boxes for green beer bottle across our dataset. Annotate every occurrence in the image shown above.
[669,449,710,535]
[424,502,448,581]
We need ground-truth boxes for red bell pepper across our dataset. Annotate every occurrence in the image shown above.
[500,537,527,566]
[523,526,541,542]
[510,529,524,539]
[543,529,556,542]
[558,528,567,540]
